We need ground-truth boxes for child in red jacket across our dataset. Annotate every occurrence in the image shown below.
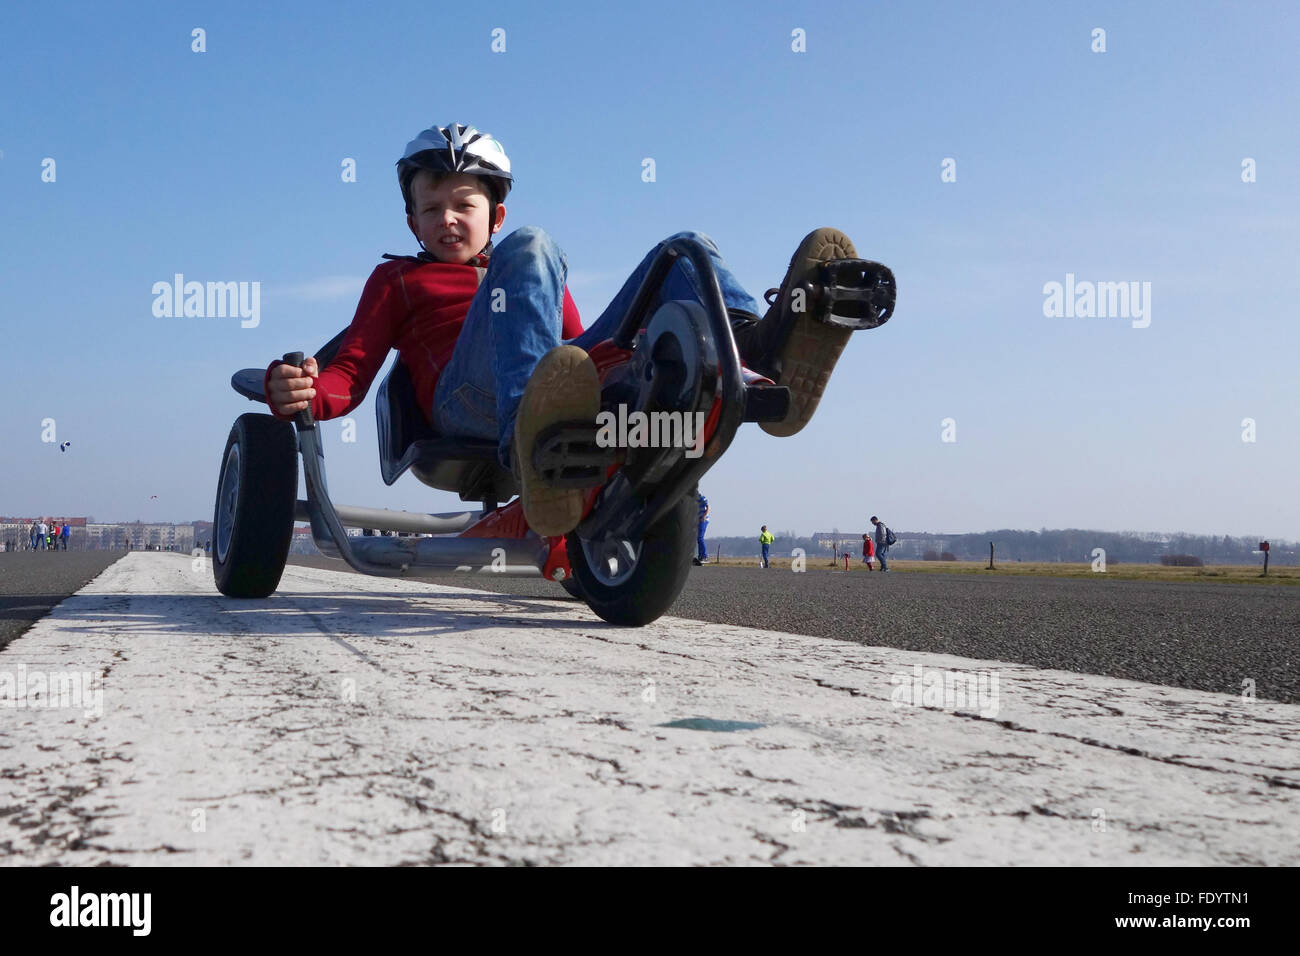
[267,123,867,538]
[862,533,875,570]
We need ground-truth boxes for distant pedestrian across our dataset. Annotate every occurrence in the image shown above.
[862,533,875,570]
[60,523,70,550]
[29,523,38,551]
[759,526,774,568]
[871,516,893,572]
[694,492,710,565]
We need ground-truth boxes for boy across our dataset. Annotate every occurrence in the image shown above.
[268,123,865,537]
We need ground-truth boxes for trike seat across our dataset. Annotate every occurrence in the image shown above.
[375,359,518,504]
[228,326,518,507]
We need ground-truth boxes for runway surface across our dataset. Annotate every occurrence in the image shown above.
[294,555,1300,704]
[2,553,1296,865]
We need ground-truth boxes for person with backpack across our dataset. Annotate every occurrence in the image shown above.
[871,516,896,572]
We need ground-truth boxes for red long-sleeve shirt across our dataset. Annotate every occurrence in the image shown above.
[267,252,583,423]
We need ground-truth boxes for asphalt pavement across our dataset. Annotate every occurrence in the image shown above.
[0,551,126,651]
[289,555,1300,704]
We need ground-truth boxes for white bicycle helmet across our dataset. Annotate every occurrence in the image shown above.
[396,123,513,215]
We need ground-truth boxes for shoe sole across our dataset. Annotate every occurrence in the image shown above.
[515,345,600,537]
[760,229,857,438]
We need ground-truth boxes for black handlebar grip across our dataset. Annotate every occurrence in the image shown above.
[281,352,315,429]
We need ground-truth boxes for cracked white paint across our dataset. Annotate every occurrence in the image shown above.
[1,553,1297,865]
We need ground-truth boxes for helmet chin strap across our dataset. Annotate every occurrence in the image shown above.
[478,199,498,256]
[414,230,490,261]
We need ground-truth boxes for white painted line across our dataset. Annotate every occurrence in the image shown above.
[1,553,1296,865]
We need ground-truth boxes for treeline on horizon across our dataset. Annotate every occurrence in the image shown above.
[704,528,1294,565]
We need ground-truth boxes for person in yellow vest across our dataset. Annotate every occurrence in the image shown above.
[759,526,775,568]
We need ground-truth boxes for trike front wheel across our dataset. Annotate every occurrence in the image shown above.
[212,413,298,598]
[565,490,695,626]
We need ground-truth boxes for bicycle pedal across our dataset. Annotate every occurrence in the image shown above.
[809,259,897,330]
[532,422,618,488]
[741,385,790,423]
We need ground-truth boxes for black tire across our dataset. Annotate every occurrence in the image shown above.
[565,490,696,626]
[213,413,298,598]
[559,576,585,600]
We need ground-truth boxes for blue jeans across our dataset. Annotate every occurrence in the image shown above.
[877,545,889,571]
[433,227,761,465]
[761,544,770,567]
[697,519,709,561]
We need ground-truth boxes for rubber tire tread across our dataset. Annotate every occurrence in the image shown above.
[565,489,696,626]
[213,413,298,598]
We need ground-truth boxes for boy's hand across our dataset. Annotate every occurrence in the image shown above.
[268,356,318,417]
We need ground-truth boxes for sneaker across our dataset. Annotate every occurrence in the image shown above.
[692,557,703,566]
[752,228,859,437]
[513,345,601,537]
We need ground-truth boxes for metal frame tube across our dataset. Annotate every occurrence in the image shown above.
[293,420,549,578]
[293,502,478,535]
[345,535,546,577]
[581,237,747,541]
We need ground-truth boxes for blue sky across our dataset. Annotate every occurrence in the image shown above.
[2,0,1297,540]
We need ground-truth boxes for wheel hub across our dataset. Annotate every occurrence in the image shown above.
[580,534,642,587]
[215,443,241,564]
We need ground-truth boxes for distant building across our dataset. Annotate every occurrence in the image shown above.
[0,517,218,553]
[0,516,88,550]
[811,531,866,552]
[86,522,194,551]
[191,520,213,552]
[87,524,129,550]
